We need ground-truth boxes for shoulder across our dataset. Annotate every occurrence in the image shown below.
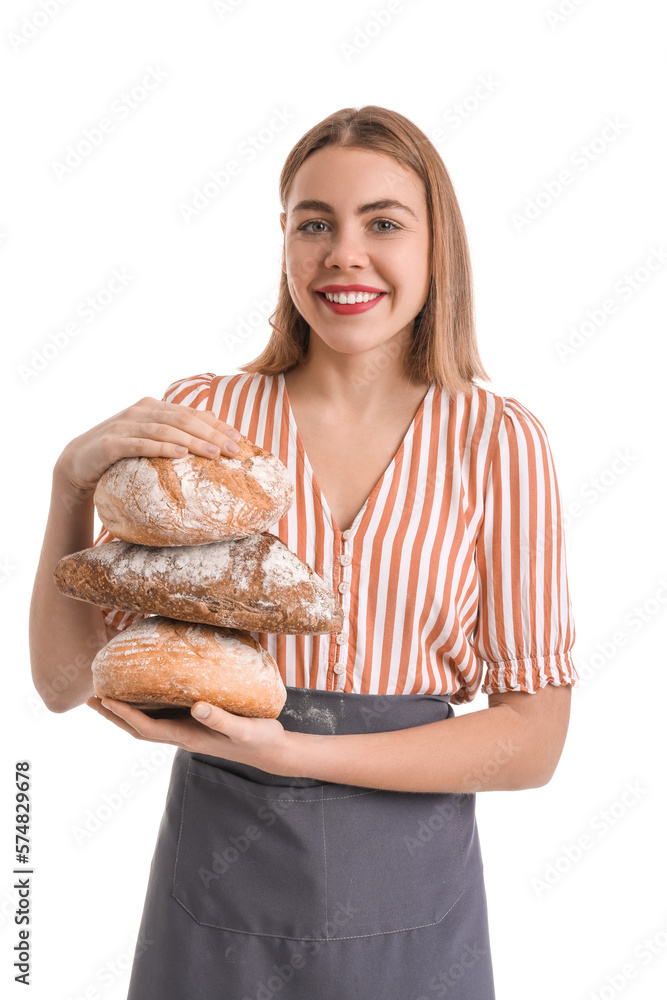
[471,386,551,442]
[161,371,268,406]
[469,388,559,493]
[162,371,217,404]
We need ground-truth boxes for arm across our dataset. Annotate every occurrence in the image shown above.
[29,391,241,714]
[89,682,571,795]
[29,466,109,713]
[282,683,571,793]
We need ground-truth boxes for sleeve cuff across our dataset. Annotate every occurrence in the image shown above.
[101,607,151,632]
[482,651,580,694]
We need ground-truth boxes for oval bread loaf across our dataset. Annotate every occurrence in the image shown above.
[92,616,287,718]
[54,534,344,634]
[93,435,295,546]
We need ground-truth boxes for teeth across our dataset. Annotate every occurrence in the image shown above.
[323,291,383,304]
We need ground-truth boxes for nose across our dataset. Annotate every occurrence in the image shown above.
[323,224,370,270]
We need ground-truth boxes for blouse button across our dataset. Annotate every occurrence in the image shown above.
[333,662,345,675]
[336,634,347,645]
[342,529,352,540]
[339,554,352,566]
[338,581,350,594]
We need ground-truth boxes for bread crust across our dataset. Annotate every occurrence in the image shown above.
[91,616,287,718]
[93,436,295,546]
[54,533,344,634]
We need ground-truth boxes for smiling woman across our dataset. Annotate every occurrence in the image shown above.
[282,149,431,343]
[30,104,579,1000]
[242,106,486,396]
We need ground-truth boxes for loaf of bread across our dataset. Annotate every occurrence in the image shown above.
[54,533,344,634]
[93,435,295,546]
[92,616,286,718]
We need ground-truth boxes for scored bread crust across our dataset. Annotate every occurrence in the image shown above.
[93,436,295,546]
[54,533,344,635]
[91,616,287,718]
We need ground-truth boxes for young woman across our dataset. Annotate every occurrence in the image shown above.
[30,105,579,998]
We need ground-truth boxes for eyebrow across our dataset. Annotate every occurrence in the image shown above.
[290,198,418,221]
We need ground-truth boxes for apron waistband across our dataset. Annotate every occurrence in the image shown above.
[277,685,453,736]
[190,685,453,785]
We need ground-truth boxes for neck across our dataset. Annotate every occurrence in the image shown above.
[285,327,430,418]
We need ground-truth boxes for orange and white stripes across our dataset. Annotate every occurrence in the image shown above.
[93,372,579,704]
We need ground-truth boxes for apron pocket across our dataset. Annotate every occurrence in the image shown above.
[172,756,329,939]
[172,756,470,940]
[322,783,468,937]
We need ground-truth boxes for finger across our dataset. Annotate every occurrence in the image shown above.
[100,699,194,745]
[178,407,242,441]
[100,697,162,730]
[152,404,242,447]
[140,414,242,457]
[191,702,241,738]
[131,397,238,442]
[115,425,241,461]
[88,697,150,739]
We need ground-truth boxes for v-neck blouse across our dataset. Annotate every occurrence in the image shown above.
[94,371,580,703]
[284,375,435,536]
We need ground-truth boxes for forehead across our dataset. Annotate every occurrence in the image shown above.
[287,145,425,210]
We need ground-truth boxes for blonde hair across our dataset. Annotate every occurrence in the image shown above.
[238,105,491,396]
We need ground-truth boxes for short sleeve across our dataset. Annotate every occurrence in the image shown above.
[473,397,579,694]
[93,372,217,632]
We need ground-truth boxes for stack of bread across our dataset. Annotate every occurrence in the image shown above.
[54,434,343,719]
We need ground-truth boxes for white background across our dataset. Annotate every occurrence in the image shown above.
[2,1,666,997]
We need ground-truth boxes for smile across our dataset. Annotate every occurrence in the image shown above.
[323,291,382,304]
[315,290,387,314]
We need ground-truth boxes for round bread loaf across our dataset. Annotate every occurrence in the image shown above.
[55,533,344,634]
[92,616,287,718]
[93,435,295,546]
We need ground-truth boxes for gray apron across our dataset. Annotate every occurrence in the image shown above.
[126,687,496,999]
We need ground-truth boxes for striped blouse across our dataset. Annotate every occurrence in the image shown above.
[93,371,580,704]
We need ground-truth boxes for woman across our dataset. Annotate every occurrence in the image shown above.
[30,105,579,998]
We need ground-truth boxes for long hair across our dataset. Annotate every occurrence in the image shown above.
[237,105,491,396]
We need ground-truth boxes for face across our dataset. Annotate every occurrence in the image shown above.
[280,145,431,356]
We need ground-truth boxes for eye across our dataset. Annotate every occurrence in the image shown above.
[372,218,401,233]
[295,218,401,234]
[296,220,330,233]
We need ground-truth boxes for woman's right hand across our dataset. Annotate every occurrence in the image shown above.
[56,396,242,497]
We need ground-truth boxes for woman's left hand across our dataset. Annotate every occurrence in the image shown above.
[86,696,296,776]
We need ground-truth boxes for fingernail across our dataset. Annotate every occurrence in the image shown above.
[192,703,211,720]
[228,428,241,441]
[227,441,240,453]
